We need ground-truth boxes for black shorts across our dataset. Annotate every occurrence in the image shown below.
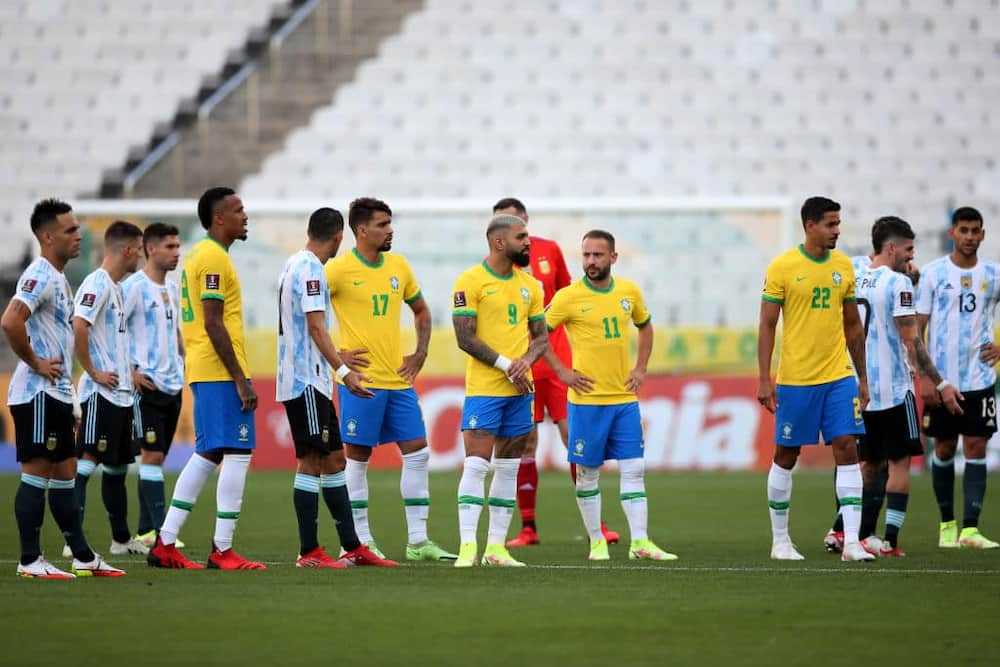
[282,386,342,459]
[10,392,76,463]
[859,393,923,462]
[922,384,998,439]
[78,393,136,465]
[133,389,182,454]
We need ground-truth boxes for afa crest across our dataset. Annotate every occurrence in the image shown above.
[97,437,108,452]
[145,428,157,445]
[831,272,842,286]
[961,275,973,290]
[321,427,330,444]
[390,276,400,291]
[46,435,57,451]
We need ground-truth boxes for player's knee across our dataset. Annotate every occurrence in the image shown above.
[934,439,958,460]
[963,437,988,459]
[619,458,645,484]
[576,465,600,489]
[141,450,165,466]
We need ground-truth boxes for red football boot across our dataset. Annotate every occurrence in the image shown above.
[338,544,397,567]
[207,545,267,570]
[147,535,205,569]
[506,525,540,547]
[296,546,347,569]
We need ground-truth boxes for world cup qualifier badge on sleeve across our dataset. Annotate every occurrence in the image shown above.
[454,291,467,308]
[206,274,220,290]
[306,279,321,296]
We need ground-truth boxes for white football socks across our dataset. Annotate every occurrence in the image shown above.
[619,458,648,541]
[575,465,603,542]
[400,448,430,544]
[213,453,251,551]
[486,458,519,546]
[767,462,793,544]
[345,458,372,543]
[457,456,489,544]
[836,463,864,545]
[160,453,216,546]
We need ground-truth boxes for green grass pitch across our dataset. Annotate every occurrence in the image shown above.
[1,469,998,666]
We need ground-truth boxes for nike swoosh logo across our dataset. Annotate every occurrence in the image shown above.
[485,290,498,296]
[581,307,592,313]
[795,276,806,282]
[352,280,364,286]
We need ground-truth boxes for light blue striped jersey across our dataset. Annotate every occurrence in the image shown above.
[852,255,872,279]
[6,257,75,406]
[857,266,915,411]
[121,271,184,395]
[276,250,333,402]
[916,256,1000,392]
[74,268,133,407]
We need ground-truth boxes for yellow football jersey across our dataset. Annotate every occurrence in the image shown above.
[545,276,651,405]
[452,262,544,397]
[326,249,421,390]
[762,245,857,385]
[179,237,248,383]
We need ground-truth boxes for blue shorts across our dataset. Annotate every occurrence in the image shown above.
[338,386,427,447]
[567,402,644,467]
[191,381,256,452]
[775,376,865,447]
[461,394,534,438]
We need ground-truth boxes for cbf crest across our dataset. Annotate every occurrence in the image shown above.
[389,276,400,292]
[780,422,793,440]
[620,298,631,313]
[238,424,250,443]
[346,419,358,437]
[574,439,586,455]
[831,271,842,286]
[520,287,530,302]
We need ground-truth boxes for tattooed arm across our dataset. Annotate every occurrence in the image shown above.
[896,314,963,414]
[452,313,500,366]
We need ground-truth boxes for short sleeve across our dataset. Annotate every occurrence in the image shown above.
[915,266,933,315]
[544,289,570,330]
[631,285,651,327]
[198,254,229,302]
[299,261,327,314]
[841,262,857,302]
[892,275,916,318]
[402,258,421,304]
[762,259,785,304]
[74,275,109,324]
[452,272,478,317]
[527,279,545,322]
[12,267,53,314]
[121,278,140,320]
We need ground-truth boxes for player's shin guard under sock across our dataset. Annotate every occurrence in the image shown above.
[48,479,95,562]
[859,466,888,539]
[575,465,603,542]
[619,458,648,541]
[963,458,988,528]
[836,464,864,544]
[884,492,909,547]
[101,464,131,543]
[293,473,320,555]
[487,458,519,545]
[138,464,166,534]
[932,453,956,523]
[345,458,372,543]
[457,456,489,543]
[516,455,538,529]
[321,472,360,551]
[767,462,793,543]
[214,453,251,551]
[75,458,96,528]
[400,448,431,544]
[160,453,216,545]
[15,474,47,565]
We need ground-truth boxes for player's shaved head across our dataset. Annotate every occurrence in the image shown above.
[30,198,73,235]
[198,187,236,230]
[104,220,143,249]
[486,214,525,240]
